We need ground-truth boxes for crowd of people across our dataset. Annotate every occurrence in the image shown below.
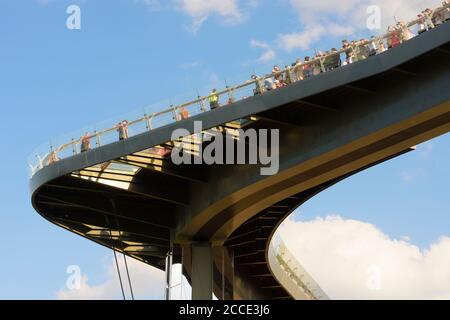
[249,2,450,94]
[43,2,449,166]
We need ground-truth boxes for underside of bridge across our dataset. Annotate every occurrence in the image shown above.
[31,23,450,300]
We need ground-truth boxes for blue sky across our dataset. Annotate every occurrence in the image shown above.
[0,0,448,299]
[294,137,449,248]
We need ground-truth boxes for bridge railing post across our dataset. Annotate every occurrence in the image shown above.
[94,130,101,147]
[36,154,43,169]
[171,105,179,121]
[226,86,235,104]
[145,113,154,130]
[71,138,77,155]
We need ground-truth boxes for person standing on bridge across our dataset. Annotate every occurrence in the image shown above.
[443,1,450,22]
[47,151,59,165]
[264,77,276,91]
[312,52,322,75]
[272,65,282,81]
[293,58,304,81]
[423,8,436,31]
[377,41,387,54]
[117,120,129,141]
[341,40,354,65]
[303,56,313,78]
[179,107,190,120]
[397,21,414,42]
[329,48,342,70]
[367,37,378,56]
[251,74,263,95]
[209,89,220,110]
[418,14,427,34]
[387,26,401,49]
[80,133,91,152]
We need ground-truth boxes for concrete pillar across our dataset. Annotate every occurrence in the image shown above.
[191,242,213,300]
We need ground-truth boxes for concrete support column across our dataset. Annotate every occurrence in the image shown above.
[191,242,213,300]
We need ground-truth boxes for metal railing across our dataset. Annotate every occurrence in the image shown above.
[28,3,450,177]
[269,235,329,300]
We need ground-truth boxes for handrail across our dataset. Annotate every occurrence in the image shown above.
[28,3,450,177]
[269,235,329,300]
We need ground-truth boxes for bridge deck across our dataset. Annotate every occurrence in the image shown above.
[30,21,450,300]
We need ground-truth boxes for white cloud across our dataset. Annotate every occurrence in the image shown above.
[250,40,276,62]
[278,215,450,299]
[56,215,450,300]
[56,255,165,300]
[401,235,411,242]
[277,0,443,52]
[179,61,202,69]
[175,0,243,33]
[327,23,356,37]
[247,0,261,8]
[136,0,163,11]
[138,0,246,33]
[401,168,426,183]
[277,26,326,52]
[419,141,434,160]
[35,0,52,5]
[276,23,355,53]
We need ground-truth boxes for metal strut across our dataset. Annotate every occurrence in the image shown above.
[164,251,173,300]
[104,214,126,300]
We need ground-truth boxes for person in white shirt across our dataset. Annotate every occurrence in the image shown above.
[417,14,427,34]
[423,8,435,30]
[264,77,275,91]
[377,42,387,54]
[293,58,304,82]
[367,37,378,56]
[442,1,450,22]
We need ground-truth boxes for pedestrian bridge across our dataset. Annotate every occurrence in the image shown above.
[30,19,450,299]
